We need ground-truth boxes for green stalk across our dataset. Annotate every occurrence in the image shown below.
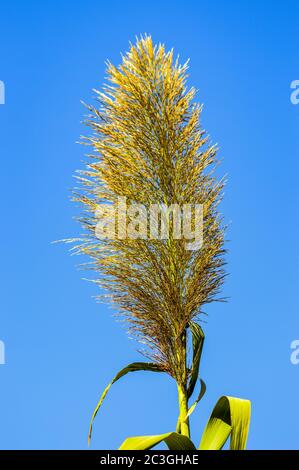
[176,328,190,438]
[177,383,190,438]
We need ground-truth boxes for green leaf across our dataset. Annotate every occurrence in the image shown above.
[88,362,164,444]
[119,432,196,450]
[186,379,206,418]
[187,322,205,399]
[199,396,251,450]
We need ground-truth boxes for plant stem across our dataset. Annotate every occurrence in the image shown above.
[175,326,190,437]
[177,383,190,438]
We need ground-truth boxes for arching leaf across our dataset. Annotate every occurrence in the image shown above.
[186,379,206,418]
[119,432,196,450]
[88,362,164,444]
[187,322,205,399]
[199,396,251,450]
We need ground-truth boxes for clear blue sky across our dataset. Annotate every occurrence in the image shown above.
[0,0,298,450]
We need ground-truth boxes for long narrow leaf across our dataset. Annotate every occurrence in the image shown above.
[119,432,196,450]
[187,322,205,399]
[88,362,164,444]
[199,396,251,450]
[186,379,206,418]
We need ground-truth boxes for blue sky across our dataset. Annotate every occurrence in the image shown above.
[0,0,298,450]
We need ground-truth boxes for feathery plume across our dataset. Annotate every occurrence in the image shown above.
[72,35,226,386]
